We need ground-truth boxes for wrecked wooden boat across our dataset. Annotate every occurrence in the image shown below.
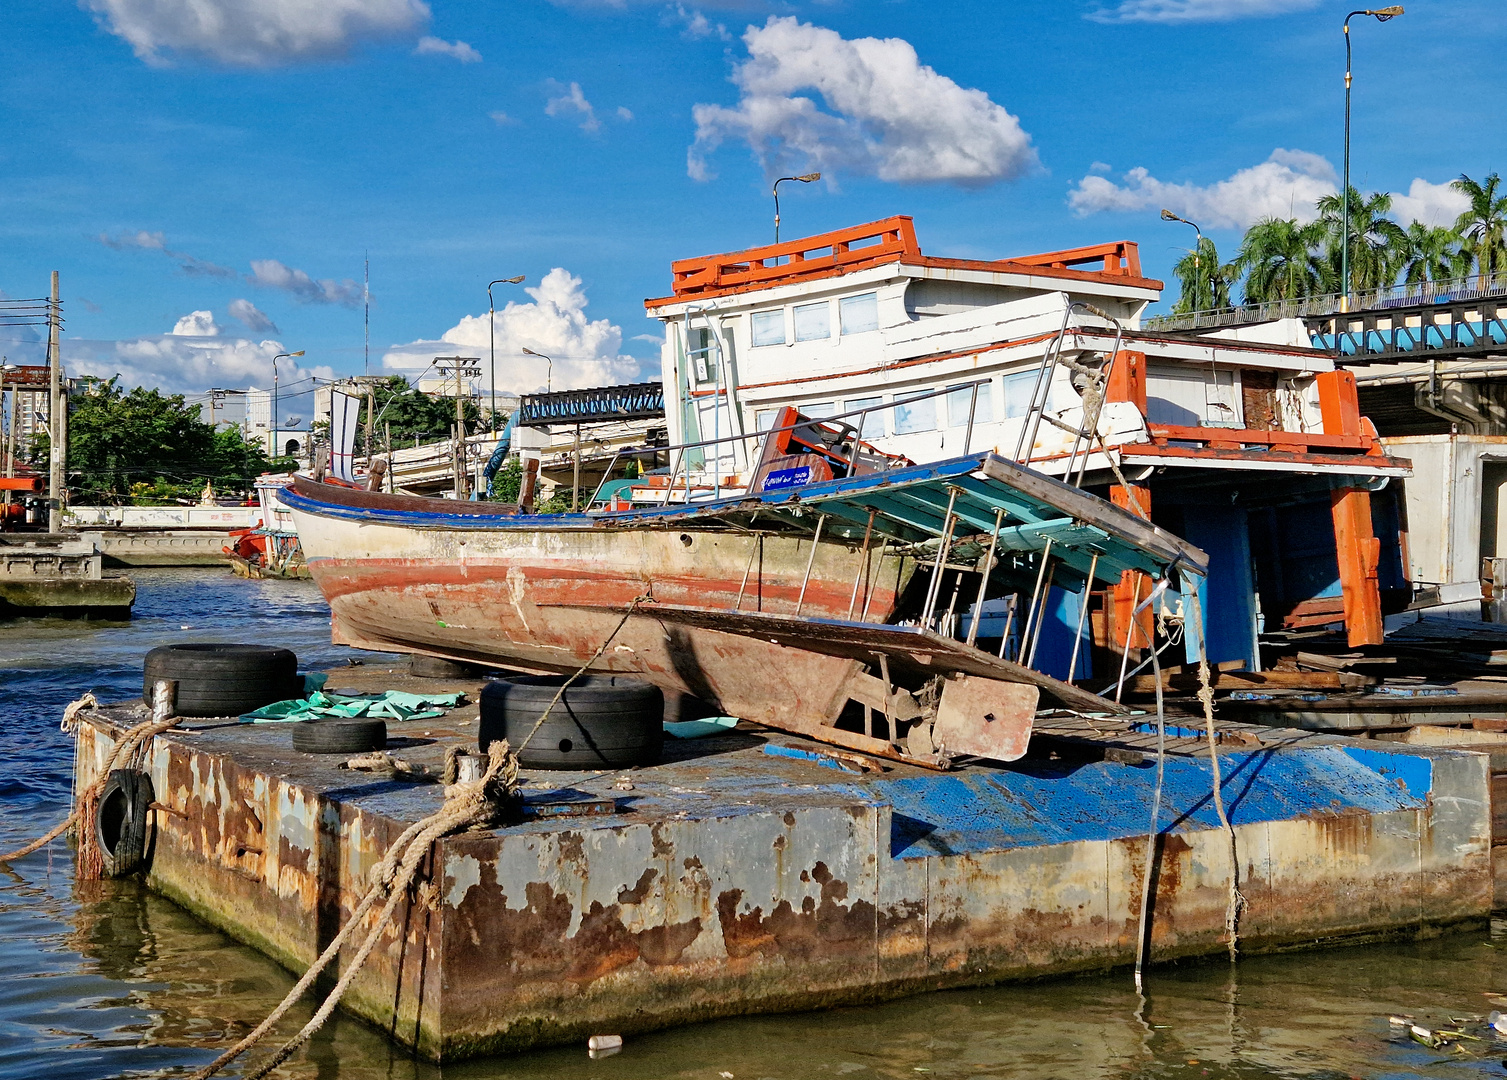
[285,422,1205,767]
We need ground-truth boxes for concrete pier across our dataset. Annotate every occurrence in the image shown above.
[0,534,135,617]
[74,666,1492,1063]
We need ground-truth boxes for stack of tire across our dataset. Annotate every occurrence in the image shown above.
[143,643,301,716]
[141,642,384,753]
[480,675,663,770]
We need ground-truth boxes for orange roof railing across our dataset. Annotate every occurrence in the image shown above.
[1007,240,1143,279]
[669,217,920,299]
[647,217,1159,307]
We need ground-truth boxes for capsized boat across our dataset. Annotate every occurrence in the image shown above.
[286,429,1205,768]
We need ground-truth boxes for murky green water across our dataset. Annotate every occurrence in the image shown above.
[1,569,1504,1079]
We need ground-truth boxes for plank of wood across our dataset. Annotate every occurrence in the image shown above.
[1126,669,1370,693]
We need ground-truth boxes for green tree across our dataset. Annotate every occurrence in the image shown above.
[1451,171,1507,288]
[1316,187,1408,294]
[1397,221,1466,285]
[1171,236,1239,313]
[31,378,272,504]
[360,376,484,450]
[1235,217,1328,304]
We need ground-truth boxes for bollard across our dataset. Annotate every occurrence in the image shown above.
[152,679,177,722]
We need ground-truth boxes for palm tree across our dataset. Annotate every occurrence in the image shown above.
[1451,172,1507,289]
[1235,218,1327,305]
[1397,221,1465,286]
[1171,236,1239,313]
[1316,186,1408,295]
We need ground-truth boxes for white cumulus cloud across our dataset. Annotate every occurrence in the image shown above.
[545,80,600,133]
[82,0,430,66]
[1071,152,1473,232]
[689,17,1037,187]
[381,268,640,394]
[1391,177,1471,229]
[64,315,334,396]
[1069,149,1337,229]
[171,310,220,336]
[1086,0,1319,23]
[414,35,481,62]
[247,259,364,306]
[228,298,278,333]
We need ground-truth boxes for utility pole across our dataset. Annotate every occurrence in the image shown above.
[47,271,62,533]
[434,356,479,499]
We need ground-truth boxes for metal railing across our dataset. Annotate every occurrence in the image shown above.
[1144,272,1507,333]
[588,380,989,508]
[516,382,665,426]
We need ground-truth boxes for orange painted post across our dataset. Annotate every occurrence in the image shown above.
[1317,368,1384,645]
[1105,350,1147,413]
[1316,369,1362,436]
[1109,483,1155,653]
[1331,485,1384,646]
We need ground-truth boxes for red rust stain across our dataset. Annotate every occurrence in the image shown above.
[714,862,899,964]
[636,918,703,965]
[650,824,673,858]
[716,889,779,959]
[617,868,658,904]
[564,902,641,982]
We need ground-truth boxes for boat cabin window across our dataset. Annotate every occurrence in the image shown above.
[947,382,993,427]
[1003,371,1037,419]
[754,408,779,431]
[846,396,885,436]
[805,401,836,419]
[839,292,879,335]
[688,326,716,383]
[793,300,831,342]
[892,393,937,434]
[751,309,785,347]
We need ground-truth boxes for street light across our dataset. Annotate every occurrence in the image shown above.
[487,276,526,429]
[773,172,821,244]
[522,347,553,393]
[1341,6,1403,312]
[271,350,304,458]
[1160,209,1209,310]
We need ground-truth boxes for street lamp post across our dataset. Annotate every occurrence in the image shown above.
[1342,6,1403,312]
[1160,209,1209,310]
[773,173,821,244]
[522,347,553,394]
[271,350,304,458]
[487,275,526,429]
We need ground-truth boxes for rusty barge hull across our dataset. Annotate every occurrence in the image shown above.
[70,676,1491,1064]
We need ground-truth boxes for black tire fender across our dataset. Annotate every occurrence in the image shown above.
[479,675,664,770]
[96,769,155,878]
[143,643,300,718]
[291,717,387,755]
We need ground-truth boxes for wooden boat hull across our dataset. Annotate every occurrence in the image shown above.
[289,498,913,735]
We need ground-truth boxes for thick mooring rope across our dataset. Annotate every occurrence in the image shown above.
[187,738,520,1080]
[1187,589,1245,962]
[0,694,183,873]
[187,597,652,1080]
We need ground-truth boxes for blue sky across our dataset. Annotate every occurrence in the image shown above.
[0,0,1499,402]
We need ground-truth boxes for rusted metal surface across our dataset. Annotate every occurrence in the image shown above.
[931,675,1036,761]
[71,674,1493,1064]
